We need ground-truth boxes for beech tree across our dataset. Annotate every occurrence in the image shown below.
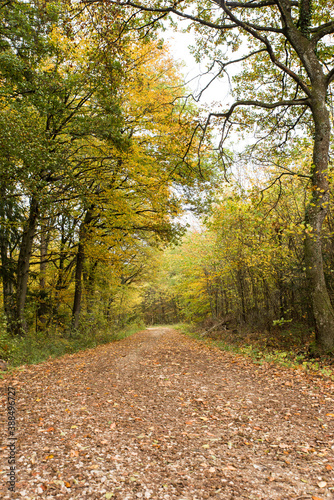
[104,0,334,352]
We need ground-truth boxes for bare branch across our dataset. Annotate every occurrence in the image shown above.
[310,21,334,44]
[206,97,310,124]
[222,48,268,68]
[186,49,267,103]
[225,0,298,7]
[327,67,334,86]
[213,0,284,32]
[90,0,235,31]
[217,0,312,96]
[267,160,311,179]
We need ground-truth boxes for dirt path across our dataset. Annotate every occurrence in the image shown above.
[1,327,334,500]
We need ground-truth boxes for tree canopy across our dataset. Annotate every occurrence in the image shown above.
[0,0,333,361]
[0,0,211,337]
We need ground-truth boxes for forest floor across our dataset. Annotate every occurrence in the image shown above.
[0,327,334,500]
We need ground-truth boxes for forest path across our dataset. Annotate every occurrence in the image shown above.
[1,327,334,500]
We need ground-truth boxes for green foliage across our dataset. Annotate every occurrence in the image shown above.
[142,170,312,328]
[0,320,144,370]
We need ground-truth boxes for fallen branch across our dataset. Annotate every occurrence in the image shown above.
[200,320,227,338]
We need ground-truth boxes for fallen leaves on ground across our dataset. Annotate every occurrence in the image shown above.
[0,327,334,499]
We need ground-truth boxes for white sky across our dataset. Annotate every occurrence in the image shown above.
[165,29,231,109]
[162,25,255,229]
[165,28,253,187]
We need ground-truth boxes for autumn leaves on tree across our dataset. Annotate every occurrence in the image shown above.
[0,0,208,337]
[0,0,334,355]
[111,0,334,353]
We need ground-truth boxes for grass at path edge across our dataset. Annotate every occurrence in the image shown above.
[172,323,334,382]
[0,321,145,375]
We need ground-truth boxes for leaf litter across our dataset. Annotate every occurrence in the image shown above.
[0,327,333,499]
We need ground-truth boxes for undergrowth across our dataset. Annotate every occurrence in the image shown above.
[174,323,334,381]
[0,320,145,374]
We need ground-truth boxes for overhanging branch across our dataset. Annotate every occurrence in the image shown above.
[310,21,334,44]
[224,0,298,7]
[216,0,312,97]
[327,67,334,86]
[204,97,310,131]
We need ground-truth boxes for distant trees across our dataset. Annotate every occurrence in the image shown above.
[141,164,334,350]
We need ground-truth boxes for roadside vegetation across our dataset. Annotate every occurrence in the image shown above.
[173,323,334,381]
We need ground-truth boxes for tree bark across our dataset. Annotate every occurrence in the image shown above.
[37,222,49,327]
[83,260,98,316]
[304,93,334,352]
[0,184,16,331]
[13,196,39,335]
[71,208,94,330]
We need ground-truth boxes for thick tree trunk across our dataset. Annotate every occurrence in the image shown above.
[236,268,246,323]
[0,185,15,331]
[71,239,85,330]
[37,223,49,327]
[304,96,334,352]
[0,236,14,326]
[13,196,39,335]
[71,208,94,330]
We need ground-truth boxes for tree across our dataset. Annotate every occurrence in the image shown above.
[67,37,209,329]
[0,0,127,333]
[105,0,334,352]
[0,0,209,334]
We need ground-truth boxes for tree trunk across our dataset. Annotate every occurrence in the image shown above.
[0,184,16,331]
[304,94,334,352]
[71,239,85,330]
[71,208,94,330]
[0,220,14,325]
[37,223,49,327]
[83,260,98,316]
[13,196,39,335]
